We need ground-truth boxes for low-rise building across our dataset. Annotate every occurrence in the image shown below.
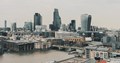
[2,40,37,52]
[55,31,79,39]
[85,46,110,60]
[64,37,85,42]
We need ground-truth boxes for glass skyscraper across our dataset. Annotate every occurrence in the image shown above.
[81,14,92,31]
[34,13,42,30]
[50,8,61,31]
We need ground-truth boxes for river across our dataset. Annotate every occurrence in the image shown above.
[0,50,74,63]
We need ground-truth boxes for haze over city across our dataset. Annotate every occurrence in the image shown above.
[1,0,120,63]
[0,0,120,29]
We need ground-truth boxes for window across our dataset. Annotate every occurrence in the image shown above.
[96,52,99,57]
[104,53,108,59]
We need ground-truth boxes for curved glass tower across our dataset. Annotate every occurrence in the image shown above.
[53,8,61,31]
[81,14,92,31]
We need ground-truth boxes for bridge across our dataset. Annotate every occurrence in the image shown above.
[51,45,84,50]
[55,57,90,63]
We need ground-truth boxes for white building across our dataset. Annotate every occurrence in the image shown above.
[85,46,110,60]
[55,31,79,39]
[108,58,120,63]
[35,25,47,32]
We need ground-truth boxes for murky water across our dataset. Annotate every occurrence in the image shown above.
[0,50,74,63]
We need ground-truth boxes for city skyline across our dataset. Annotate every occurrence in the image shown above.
[0,0,120,29]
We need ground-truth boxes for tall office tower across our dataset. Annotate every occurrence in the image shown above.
[34,13,42,30]
[81,14,92,31]
[71,20,76,32]
[11,22,17,32]
[53,8,61,31]
[68,20,76,32]
[24,22,32,32]
[4,20,7,31]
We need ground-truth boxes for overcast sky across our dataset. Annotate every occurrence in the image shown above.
[0,0,120,29]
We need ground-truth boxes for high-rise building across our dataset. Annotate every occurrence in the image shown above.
[24,22,32,32]
[68,20,76,32]
[34,13,42,30]
[81,14,92,31]
[4,20,7,31]
[11,22,17,32]
[50,8,61,31]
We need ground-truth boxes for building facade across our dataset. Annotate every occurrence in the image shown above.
[11,22,17,32]
[81,14,92,31]
[50,9,61,31]
[34,13,42,30]
[68,20,76,32]
[24,22,32,32]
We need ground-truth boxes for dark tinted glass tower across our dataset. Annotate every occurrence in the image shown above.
[53,8,61,31]
[81,14,92,31]
[34,13,42,30]
[71,20,76,32]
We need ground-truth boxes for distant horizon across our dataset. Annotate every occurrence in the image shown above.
[0,0,120,30]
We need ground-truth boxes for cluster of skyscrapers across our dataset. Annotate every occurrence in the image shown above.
[2,8,120,63]
[2,8,94,33]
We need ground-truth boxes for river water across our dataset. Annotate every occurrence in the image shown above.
[0,50,74,63]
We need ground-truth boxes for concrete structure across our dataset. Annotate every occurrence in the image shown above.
[64,37,85,43]
[102,36,111,43]
[81,14,92,31]
[110,52,120,58]
[78,31,105,41]
[85,46,110,60]
[47,38,64,45]
[11,22,17,32]
[34,13,42,30]
[106,30,120,42]
[108,58,120,63]
[35,25,47,32]
[35,38,52,50]
[55,31,79,39]
[3,40,37,52]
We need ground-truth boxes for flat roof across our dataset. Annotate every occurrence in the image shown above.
[97,47,109,51]
[85,46,109,51]
[5,40,38,45]
[89,41,103,46]
[85,46,97,50]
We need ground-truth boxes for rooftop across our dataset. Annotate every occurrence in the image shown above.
[85,46,109,51]
[5,40,38,45]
